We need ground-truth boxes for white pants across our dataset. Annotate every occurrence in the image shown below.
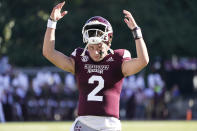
[70,116,121,131]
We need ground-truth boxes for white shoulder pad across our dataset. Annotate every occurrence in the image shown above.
[123,50,131,58]
[71,49,77,57]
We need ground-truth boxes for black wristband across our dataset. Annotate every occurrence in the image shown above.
[49,17,57,22]
[132,27,143,40]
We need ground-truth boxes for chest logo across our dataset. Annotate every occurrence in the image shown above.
[84,64,109,74]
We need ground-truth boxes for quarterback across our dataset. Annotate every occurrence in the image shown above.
[43,1,149,131]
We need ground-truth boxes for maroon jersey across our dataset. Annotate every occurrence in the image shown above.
[70,48,131,118]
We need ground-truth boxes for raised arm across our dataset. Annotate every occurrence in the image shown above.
[122,10,149,77]
[42,1,75,74]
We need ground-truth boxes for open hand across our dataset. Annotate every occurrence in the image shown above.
[50,1,68,21]
[123,10,138,30]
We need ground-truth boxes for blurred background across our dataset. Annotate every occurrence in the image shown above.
[0,0,197,122]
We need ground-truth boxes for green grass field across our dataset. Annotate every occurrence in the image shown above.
[0,121,197,131]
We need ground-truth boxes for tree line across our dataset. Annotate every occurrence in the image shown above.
[0,0,196,66]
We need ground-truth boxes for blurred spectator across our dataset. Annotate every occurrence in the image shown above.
[134,73,146,119]
[120,76,135,119]
[147,63,166,119]
[193,73,197,91]
[171,84,180,100]
[0,86,5,122]
[0,56,11,74]
[64,73,76,93]
[53,73,62,85]
[164,56,197,71]
[136,73,146,89]
[12,72,29,91]
[147,72,165,90]
[122,76,136,119]
[0,72,13,121]
[12,71,29,121]
[135,88,145,119]
[144,87,154,120]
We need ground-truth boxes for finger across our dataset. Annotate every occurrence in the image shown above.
[55,3,62,9]
[55,2,63,9]
[123,10,134,19]
[123,10,132,18]
[124,16,129,22]
[61,11,68,17]
[60,1,65,9]
[124,13,133,19]
[124,18,129,24]
[124,14,135,23]
[123,10,131,15]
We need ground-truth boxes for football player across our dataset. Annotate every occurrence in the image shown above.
[43,1,149,131]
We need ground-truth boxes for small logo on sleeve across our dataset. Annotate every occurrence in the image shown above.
[106,57,114,62]
[81,55,89,62]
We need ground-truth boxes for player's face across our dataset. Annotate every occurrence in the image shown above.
[87,43,109,62]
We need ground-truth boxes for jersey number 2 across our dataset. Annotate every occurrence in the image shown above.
[87,75,104,102]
